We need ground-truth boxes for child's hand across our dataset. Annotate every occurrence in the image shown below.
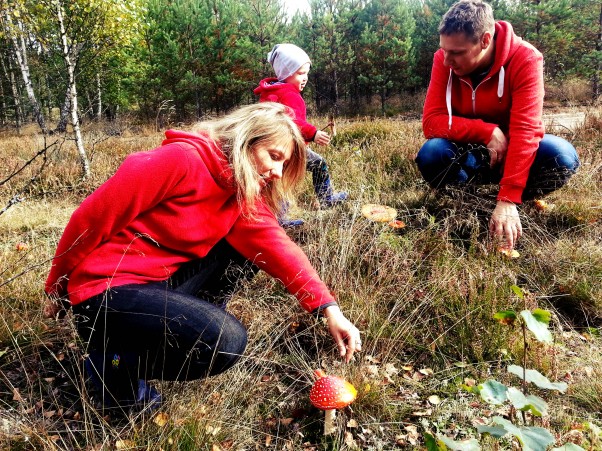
[314,130,331,146]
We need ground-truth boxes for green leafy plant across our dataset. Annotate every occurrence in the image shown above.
[426,285,583,451]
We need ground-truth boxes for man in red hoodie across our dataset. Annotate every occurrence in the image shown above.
[416,0,579,250]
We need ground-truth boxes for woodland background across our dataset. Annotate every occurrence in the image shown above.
[1,0,601,134]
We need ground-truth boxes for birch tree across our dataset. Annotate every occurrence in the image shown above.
[53,0,88,177]
[0,0,47,133]
[35,0,143,177]
[0,44,23,129]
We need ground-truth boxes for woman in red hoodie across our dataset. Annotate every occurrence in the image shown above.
[44,102,361,413]
[416,0,579,250]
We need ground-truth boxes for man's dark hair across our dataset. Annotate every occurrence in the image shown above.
[439,0,495,43]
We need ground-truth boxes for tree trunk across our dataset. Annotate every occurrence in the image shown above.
[96,72,102,120]
[0,69,6,126]
[2,7,47,133]
[594,2,602,98]
[55,0,90,178]
[0,54,21,130]
[55,85,71,133]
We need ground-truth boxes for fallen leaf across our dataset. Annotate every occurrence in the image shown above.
[265,435,272,446]
[427,395,442,405]
[498,247,520,258]
[384,363,399,377]
[280,417,294,426]
[472,417,488,426]
[464,378,476,387]
[388,219,406,229]
[344,431,356,447]
[206,425,221,436]
[534,199,555,211]
[43,410,56,418]
[363,364,379,377]
[364,355,381,364]
[419,368,433,376]
[115,440,136,449]
[562,429,585,444]
[347,419,358,428]
[12,388,22,402]
[404,424,418,433]
[404,425,420,445]
[153,412,169,427]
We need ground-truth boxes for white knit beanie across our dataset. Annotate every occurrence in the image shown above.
[267,44,311,81]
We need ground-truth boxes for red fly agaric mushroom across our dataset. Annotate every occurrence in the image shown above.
[309,369,357,435]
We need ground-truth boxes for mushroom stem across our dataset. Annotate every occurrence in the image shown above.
[324,409,336,435]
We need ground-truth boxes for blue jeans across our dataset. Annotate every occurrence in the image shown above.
[415,134,580,200]
[73,239,255,388]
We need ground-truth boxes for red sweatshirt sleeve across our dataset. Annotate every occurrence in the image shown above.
[44,145,188,299]
[497,51,544,203]
[279,90,318,142]
[225,203,336,312]
[422,50,497,144]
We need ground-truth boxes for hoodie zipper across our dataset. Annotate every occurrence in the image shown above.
[460,77,493,115]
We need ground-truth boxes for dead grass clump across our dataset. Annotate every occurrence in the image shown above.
[545,77,593,106]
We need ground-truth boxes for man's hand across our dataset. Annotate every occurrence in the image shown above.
[487,127,508,168]
[314,130,331,146]
[489,200,522,249]
[322,305,362,363]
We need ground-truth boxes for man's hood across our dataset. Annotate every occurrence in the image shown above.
[490,20,522,75]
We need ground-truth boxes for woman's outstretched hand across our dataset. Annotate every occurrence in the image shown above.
[322,305,362,363]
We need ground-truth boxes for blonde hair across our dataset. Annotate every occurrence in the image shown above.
[192,103,306,215]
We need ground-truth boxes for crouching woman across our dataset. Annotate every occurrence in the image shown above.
[44,103,361,412]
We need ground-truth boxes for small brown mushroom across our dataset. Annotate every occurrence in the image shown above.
[309,369,357,435]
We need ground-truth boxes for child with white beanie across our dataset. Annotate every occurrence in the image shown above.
[254,43,348,227]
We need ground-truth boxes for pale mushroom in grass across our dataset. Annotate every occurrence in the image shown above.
[309,369,357,435]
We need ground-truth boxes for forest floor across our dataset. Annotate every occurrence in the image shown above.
[0,106,601,450]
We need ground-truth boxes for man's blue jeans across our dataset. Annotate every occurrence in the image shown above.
[73,239,255,390]
[415,134,580,200]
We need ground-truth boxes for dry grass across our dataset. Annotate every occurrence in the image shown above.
[0,109,601,450]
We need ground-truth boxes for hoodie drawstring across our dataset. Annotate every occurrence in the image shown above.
[446,69,453,130]
[497,66,505,101]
